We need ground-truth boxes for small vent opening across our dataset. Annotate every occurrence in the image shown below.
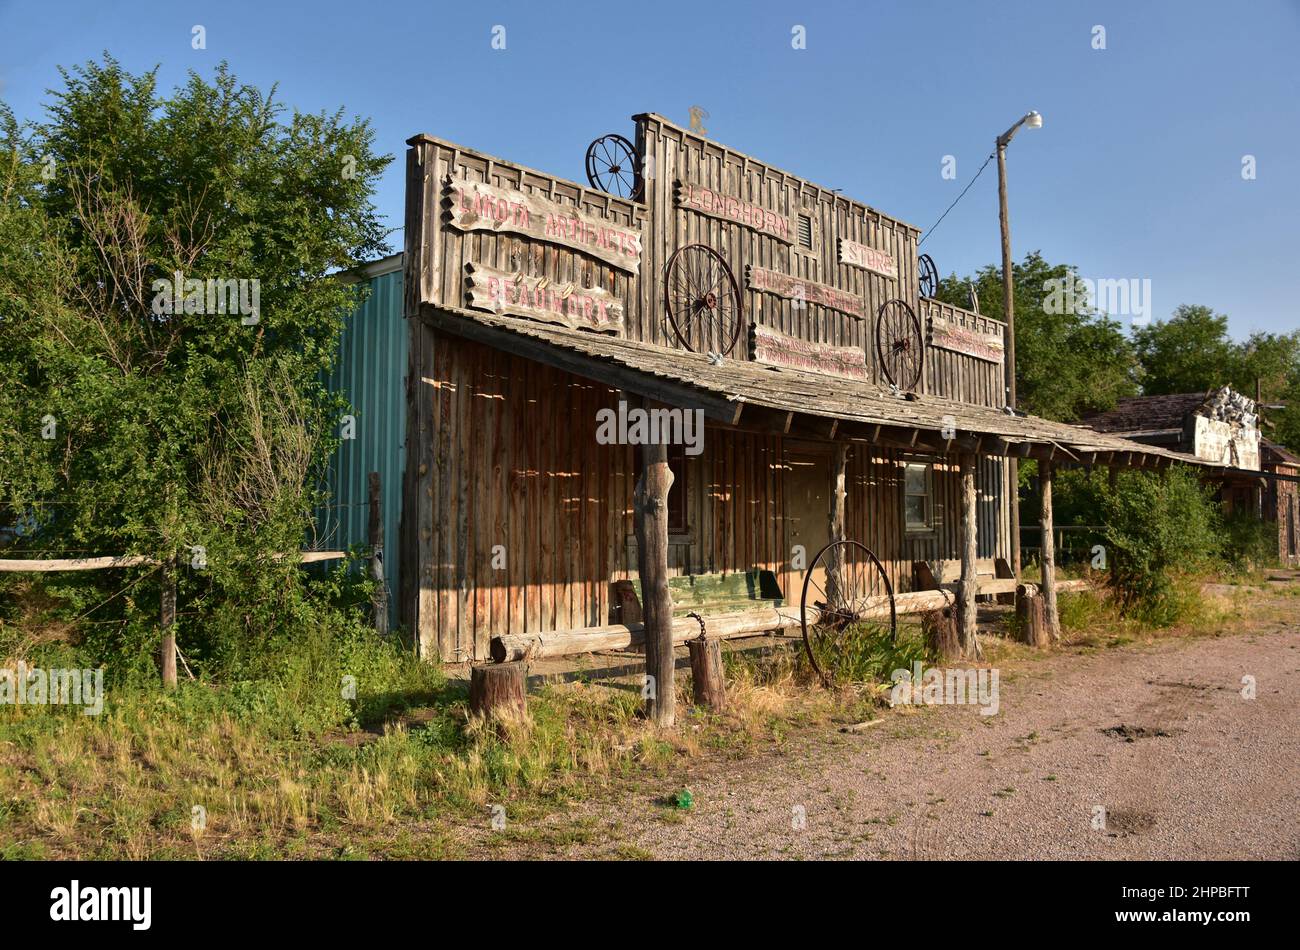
[797,214,813,249]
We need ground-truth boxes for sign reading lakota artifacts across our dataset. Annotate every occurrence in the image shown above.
[446,177,642,275]
[749,323,868,379]
[745,265,866,320]
[674,180,793,244]
[926,314,1004,363]
[837,238,898,280]
[465,261,623,333]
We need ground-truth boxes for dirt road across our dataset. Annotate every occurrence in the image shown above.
[533,625,1300,860]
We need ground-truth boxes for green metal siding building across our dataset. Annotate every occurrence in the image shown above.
[314,253,406,630]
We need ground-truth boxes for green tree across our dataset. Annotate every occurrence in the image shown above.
[0,57,391,674]
[935,251,1138,422]
[1131,304,1236,395]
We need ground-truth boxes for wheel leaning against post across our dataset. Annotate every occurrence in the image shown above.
[799,538,896,688]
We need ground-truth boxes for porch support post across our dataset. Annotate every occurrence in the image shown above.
[633,397,676,727]
[958,452,979,655]
[1040,459,1061,640]
[826,443,849,606]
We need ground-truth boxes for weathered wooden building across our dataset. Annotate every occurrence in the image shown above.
[397,113,1203,666]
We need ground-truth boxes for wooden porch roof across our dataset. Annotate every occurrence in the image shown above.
[420,304,1226,470]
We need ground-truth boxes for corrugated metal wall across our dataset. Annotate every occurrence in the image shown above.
[314,261,407,630]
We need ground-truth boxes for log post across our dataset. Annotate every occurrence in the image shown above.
[1040,459,1061,641]
[826,443,848,608]
[469,661,528,722]
[957,452,979,656]
[160,554,177,689]
[922,608,961,662]
[687,636,727,711]
[633,401,676,727]
[368,471,389,637]
[1015,583,1048,647]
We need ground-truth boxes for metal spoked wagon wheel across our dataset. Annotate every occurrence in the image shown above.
[875,298,924,392]
[800,539,896,688]
[664,243,743,356]
[918,253,939,299]
[584,133,641,199]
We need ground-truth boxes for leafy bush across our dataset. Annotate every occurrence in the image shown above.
[1099,467,1222,625]
[1221,510,1278,574]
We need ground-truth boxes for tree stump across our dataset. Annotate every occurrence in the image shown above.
[922,608,961,662]
[469,662,528,723]
[688,637,727,711]
[1016,584,1048,648]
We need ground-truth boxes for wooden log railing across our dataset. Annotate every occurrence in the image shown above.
[491,589,959,662]
[489,576,1098,663]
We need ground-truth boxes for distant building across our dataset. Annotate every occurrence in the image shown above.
[1081,387,1299,563]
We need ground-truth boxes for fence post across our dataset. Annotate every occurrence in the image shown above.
[368,471,389,637]
[160,554,177,689]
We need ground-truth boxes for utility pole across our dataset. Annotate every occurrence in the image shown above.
[996,110,1042,577]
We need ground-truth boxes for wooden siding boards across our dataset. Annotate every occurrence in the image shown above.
[401,118,1156,658]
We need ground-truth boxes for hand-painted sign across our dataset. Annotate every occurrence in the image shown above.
[837,238,898,280]
[749,323,868,379]
[446,177,642,274]
[465,261,623,333]
[745,265,866,320]
[674,180,793,244]
[926,315,1004,363]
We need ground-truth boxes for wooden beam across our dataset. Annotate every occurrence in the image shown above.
[1040,459,1061,641]
[827,443,848,607]
[633,397,675,727]
[368,471,389,637]
[490,590,960,661]
[160,554,177,690]
[957,452,979,656]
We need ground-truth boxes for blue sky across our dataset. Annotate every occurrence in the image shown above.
[1,0,1296,339]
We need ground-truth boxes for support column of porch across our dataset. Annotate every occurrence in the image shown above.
[826,443,849,606]
[957,452,979,656]
[1039,459,1061,640]
[632,397,676,727]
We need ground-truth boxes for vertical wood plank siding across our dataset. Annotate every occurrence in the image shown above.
[401,122,1012,659]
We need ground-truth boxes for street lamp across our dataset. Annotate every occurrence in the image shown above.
[996,110,1042,577]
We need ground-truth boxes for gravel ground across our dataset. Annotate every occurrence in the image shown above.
[514,624,1300,860]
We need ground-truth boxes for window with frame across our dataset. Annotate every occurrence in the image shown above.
[903,462,933,534]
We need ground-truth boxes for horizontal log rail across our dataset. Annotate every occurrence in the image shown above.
[490,588,959,662]
[491,576,1099,662]
[0,551,348,573]
[933,576,1095,597]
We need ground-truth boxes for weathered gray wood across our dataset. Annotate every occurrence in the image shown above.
[826,443,849,607]
[469,661,527,722]
[923,608,961,662]
[447,176,643,274]
[634,400,676,727]
[368,471,389,638]
[745,265,865,320]
[490,590,957,662]
[1015,583,1048,648]
[688,637,727,711]
[749,324,868,379]
[160,555,177,689]
[1040,459,1061,641]
[957,452,979,657]
[0,555,157,572]
[465,260,624,332]
[675,179,793,243]
[837,237,898,278]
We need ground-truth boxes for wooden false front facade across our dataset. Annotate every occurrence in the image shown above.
[398,114,1097,662]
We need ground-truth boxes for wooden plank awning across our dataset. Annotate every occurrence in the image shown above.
[420,304,1230,469]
